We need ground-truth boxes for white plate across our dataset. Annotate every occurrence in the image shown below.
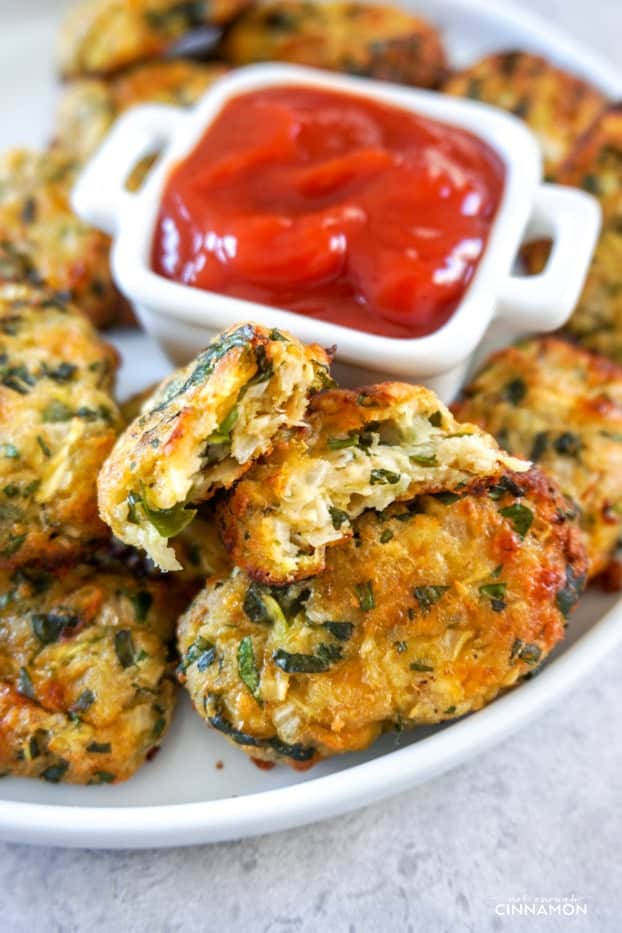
[1,0,622,849]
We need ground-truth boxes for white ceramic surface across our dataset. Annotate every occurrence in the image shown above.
[73,64,600,399]
[1,0,622,849]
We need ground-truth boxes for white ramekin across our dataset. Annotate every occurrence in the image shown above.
[72,64,601,400]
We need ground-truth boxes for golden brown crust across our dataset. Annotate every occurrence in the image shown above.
[0,148,127,329]
[453,336,622,578]
[443,51,606,174]
[179,468,587,767]
[54,60,229,164]
[217,383,526,584]
[221,1,447,88]
[57,0,250,78]
[0,283,122,569]
[98,323,333,570]
[0,564,183,784]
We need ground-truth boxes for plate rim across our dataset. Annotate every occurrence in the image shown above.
[2,0,622,847]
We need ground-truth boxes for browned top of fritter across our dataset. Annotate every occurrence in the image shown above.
[180,468,587,766]
[0,563,185,784]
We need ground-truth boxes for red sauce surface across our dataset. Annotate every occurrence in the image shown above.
[152,86,505,338]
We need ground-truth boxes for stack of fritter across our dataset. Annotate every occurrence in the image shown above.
[0,284,188,784]
[100,325,588,769]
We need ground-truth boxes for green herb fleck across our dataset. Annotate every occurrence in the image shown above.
[177,636,215,675]
[433,491,460,505]
[71,689,95,714]
[114,630,136,668]
[206,700,316,761]
[355,393,380,408]
[42,362,76,383]
[128,590,152,623]
[553,432,581,457]
[502,377,527,405]
[410,660,434,672]
[410,452,438,467]
[499,503,533,538]
[87,741,111,754]
[143,500,196,538]
[327,433,359,450]
[555,565,586,618]
[329,506,349,530]
[273,647,337,673]
[370,468,401,485]
[17,667,36,700]
[510,639,542,664]
[89,771,115,784]
[479,582,507,612]
[42,399,73,422]
[413,585,450,613]
[1,533,26,558]
[152,716,166,739]
[322,621,354,641]
[237,636,262,703]
[242,583,288,627]
[582,173,601,194]
[355,581,374,612]
[31,611,79,644]
[488,476,525,500]
[41,760,69,783]
[529,431,548,461]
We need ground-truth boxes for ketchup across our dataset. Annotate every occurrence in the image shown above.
[152,86,505,338]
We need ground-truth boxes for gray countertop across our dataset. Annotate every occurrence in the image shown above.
[1,2,621,931]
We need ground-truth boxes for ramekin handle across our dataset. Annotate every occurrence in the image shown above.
[71,104,187,236]
[497,183,601,332]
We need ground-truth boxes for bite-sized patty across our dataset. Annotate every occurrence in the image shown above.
[443,51,606,175]
[0,283,122,569]
[221,1,447,88]
[98,324,333,571]
[0,563,183,784]
[57,0,250,78]
[523,105,622,362]
[0,148,126,329]
[179,469,587,767]
[453,337,622,579]
[54,60,229,165]
[217,382,526,584]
